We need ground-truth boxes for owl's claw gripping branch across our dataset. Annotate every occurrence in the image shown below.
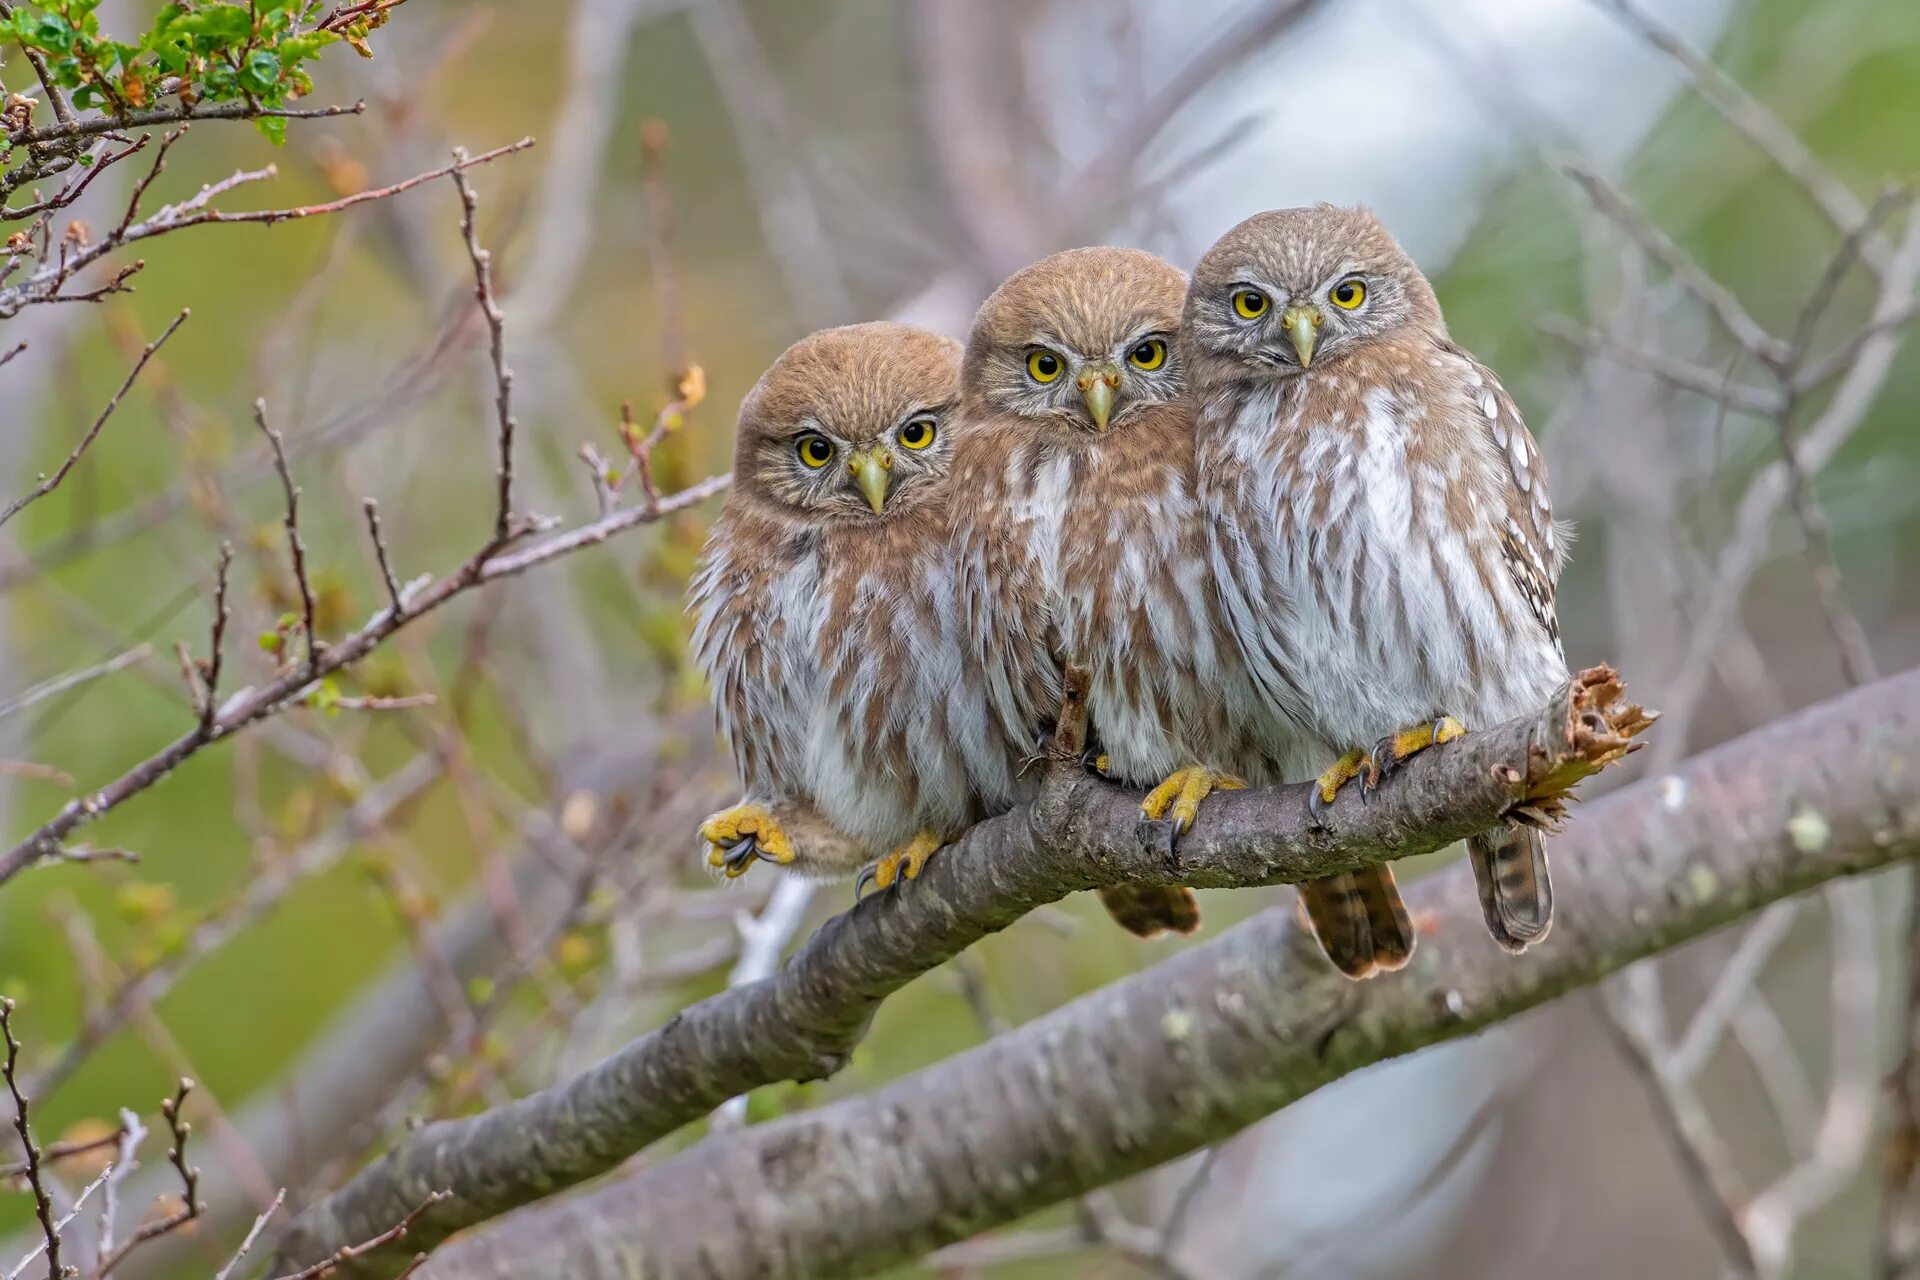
[700,805,796,880]
[1308,747,1373,819]
[1365,716,1468,793]
[1138,765,1247,835]
[855,830,943,900]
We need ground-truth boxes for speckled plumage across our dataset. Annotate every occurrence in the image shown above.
[1185,205,1569,970]
[690,323,992,879]
[950,247,1279,936]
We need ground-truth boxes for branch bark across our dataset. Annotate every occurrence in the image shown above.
[421,666,1920,1280]
[273,668,1652,1276]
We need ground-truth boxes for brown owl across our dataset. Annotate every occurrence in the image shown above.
[689,322,988,891]
[1182,204,1567,973]
[950,247,1279,937]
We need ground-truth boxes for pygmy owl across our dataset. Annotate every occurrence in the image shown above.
[951,247,1279,937]
[690,322,988,891]
[1183,204,1567,975]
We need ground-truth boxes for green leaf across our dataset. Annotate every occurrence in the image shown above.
[169,5,251,44]
[239,48,280,94]
[255,114,287,146]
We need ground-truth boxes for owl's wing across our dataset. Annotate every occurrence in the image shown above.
[688,525,818,796]
[1453,347,1566,646]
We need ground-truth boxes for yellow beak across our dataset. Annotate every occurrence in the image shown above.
[1078,364,1121,430]
[848,447,892,514]
[1282,304,1322,368]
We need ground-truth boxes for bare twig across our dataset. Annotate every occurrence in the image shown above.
[1593,0,1888,268]
[1565,160,1789,365]
[267,1192,448,1280]
[450,151,515,546]
[200,543,234,731]
[94,1078,199,1276]
[363,499,404,616]
[255,399,320,672]
[215,1189,286,1280]
[1,998,62,1280]
[0,643,151,723]
[0,309,188,530]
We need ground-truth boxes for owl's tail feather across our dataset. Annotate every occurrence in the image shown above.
[1099,885,1201,937]
[1355,865,1415,972]
[1299,874,1372,977]
[1469,825,1553,952]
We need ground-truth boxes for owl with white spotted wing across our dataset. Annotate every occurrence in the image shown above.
[1182,205,1569,974]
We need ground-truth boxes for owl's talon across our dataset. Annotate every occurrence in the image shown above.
[1309,748,1373,820]
[1138,766,1244,838]
[699,804,796,879]
[1365,716,1468,794]
[1084,751,1112,777]
[853,865,877,902]
[858,830,942,899]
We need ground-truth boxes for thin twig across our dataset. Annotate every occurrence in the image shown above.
[200,543,234,731]
[255,400,319,673]
[94,1078,199,1277]
[1565,160,1789,365]
[0,309,188,530]
[0,643,151,723]
[450,150,516,545]
[265,1191,448,1280]
[0,998,62,1280]
[214,1189,285,1280]
[363,499,404,616]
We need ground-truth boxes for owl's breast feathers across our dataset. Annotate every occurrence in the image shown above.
[691,503,978,850]
[1197,334,1566,741]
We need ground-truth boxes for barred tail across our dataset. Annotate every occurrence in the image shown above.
[1469,825,1553,952]
[1298,866,1414,979]
[1099,885,1201,938]
[1355,865,1414,972]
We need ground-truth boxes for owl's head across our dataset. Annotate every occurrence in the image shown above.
[1183,205,1444,392]
[961,246,1186,437]
[732,322,963,522]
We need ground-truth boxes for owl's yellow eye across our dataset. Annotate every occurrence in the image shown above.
[1127,338,1167,371]
[1232,289,1269,320]
[796,434,834,468]
[1330,278,1367,310]
[1027,350,1063,383]
[898,416,937,450]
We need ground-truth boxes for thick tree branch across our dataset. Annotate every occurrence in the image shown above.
[273,669,1652,1276]
[424,666,1920,1280]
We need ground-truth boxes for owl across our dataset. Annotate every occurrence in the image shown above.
[950,247,1281,937]
[1182,204,1567,974]
[689,322,990,892]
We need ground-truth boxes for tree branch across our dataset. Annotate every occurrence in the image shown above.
[423,666,1920,1280]
[272,668,1653,1276]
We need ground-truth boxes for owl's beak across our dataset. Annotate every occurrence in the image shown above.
[847,447,892,514]
[1078,363,1121,430]
[1281,304,1322,368]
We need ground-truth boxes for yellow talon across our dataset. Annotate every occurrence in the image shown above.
[1139,766,1245,835]
[870,829,942,891]
[1368,716,1468,788]
[1313,748,1371,808]
[699,804,795,879]
[1092,754,1111,774]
